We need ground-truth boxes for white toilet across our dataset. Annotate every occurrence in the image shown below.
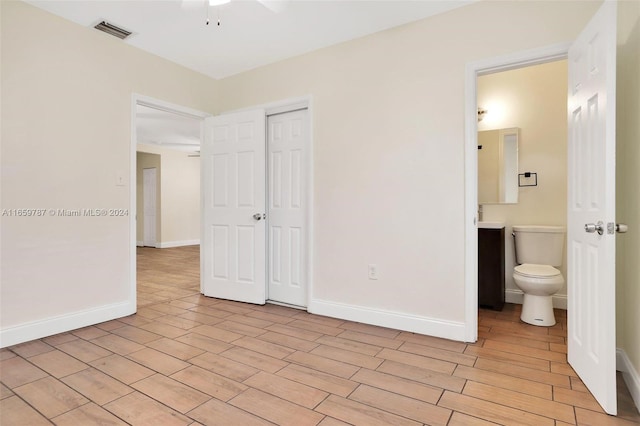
[512,225,565,326]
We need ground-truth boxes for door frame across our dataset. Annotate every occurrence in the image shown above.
[463,43,570,342]
[219,95,315,308]
[129,94,210,304]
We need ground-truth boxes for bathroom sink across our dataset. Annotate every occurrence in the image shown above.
[478,221,505,229]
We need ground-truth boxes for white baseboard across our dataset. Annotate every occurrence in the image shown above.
[617,348,640,413]
[137,240,144,247]
[505,288,568,310]
[308,299,467,342]
[157,239,200,248]
[0,300,136,348]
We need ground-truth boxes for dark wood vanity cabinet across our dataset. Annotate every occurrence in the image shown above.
[478,227,505,311]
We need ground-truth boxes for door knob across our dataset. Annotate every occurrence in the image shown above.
[585,221,604,235]
[616,223,628,233]
[253,213,263,221]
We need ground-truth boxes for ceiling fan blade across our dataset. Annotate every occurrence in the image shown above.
[181,0,207,10]
[182,0,285,13]
[256,0,289,14]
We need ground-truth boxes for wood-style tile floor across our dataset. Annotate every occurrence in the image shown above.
[1,246,638,425]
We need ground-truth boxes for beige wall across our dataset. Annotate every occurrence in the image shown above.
[136,145,200,247]
[0,0,216,341]
[216,1,598,328]
[136,152,161,244]
[616,0,640,389]
[479,60,568,305]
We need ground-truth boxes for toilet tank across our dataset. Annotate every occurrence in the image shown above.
[513,225,565,266]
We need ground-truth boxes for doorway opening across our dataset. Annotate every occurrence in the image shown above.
[130,95,210,308]
[464,44,570,342]
[476,59,569,314]
[467,3,621,412]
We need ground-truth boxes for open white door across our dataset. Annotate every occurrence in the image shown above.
[567,1,617,415]
[202,109,266,304]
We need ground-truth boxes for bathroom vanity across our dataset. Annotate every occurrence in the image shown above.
[478,222,505,310]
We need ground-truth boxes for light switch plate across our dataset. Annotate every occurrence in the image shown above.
[116,170,127,186]
[368,264,378,280]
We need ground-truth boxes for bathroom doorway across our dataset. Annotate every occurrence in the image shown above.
[466,3,621,413]
[476,59,569,312]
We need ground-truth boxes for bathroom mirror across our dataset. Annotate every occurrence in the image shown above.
[478,127,519,204]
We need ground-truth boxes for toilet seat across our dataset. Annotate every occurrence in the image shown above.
[513,263,564,304]
[514,263,561,278]
[513,265,564,326]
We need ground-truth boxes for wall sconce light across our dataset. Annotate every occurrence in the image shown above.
[477,108,488,122]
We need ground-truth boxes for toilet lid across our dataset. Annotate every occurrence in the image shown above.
[515,264,561,278]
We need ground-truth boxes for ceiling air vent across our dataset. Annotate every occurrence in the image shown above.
[93,21,132,40]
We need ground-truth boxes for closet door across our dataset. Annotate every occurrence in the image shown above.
[202,109,266,304]
[267,109,309,307]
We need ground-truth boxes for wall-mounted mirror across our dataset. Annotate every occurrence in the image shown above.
[478,127,519,204]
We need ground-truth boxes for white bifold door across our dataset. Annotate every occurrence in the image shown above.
[202,107,309,307]
[567,1,618,415]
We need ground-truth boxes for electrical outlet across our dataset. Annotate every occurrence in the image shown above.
[368,264,378,280]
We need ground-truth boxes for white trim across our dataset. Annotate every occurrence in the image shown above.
[137,240,144,247]
[135,95,211,120]
[157,239,200,248]
[131,94,210,309]
[309,299,467,342]
[474,47,570,77]
[130,95,138,318]
[224,95,312,117]
[199,117,205,294]
[306,99,315,311]
[504,289,568,310]
[617,348,640,412]
[464,43,571,343]
[464,58,479,343]
[0,301,135,348]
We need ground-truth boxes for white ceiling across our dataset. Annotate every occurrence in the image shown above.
[136,105,201,152]
[26,0,474,79]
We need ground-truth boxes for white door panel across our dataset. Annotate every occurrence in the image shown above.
[267,110,308,307]
[202,109,266,304]
[567,1,617,415]
[143,168,157,247]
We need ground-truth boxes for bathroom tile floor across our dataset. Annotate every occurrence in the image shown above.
[1,246,638,425]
